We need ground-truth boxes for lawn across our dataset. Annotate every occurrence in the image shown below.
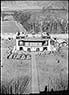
[36,46,68,91]
[1,21,68,93]
[1,39,32,94]
[1,21,19,34]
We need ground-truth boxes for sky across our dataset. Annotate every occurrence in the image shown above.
[1,1,68,10]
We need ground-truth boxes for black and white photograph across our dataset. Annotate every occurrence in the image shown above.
[1,0,68,94]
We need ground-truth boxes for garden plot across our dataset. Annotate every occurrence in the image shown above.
[7,50,31,60]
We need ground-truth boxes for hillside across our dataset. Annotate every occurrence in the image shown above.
[1,1,68,34]
[2,21,19,34]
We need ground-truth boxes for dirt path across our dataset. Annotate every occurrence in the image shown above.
[31,52,39,93]
[14,21,26,33]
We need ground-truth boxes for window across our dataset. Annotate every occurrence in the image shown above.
[43,40,48,46]
[25,42,29,46]
[50,40,55,45]
[18,40,25,46]
[20,47,23,50]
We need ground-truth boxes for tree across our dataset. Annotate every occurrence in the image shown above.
[13,11,31,31]
[42,6,46,13]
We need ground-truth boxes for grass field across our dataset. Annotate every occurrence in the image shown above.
[1,42,32,94]
[1,21,68,94]
[2,21,19,34]
[36,47,68,91]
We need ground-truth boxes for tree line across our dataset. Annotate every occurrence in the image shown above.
[2,11,68,34]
